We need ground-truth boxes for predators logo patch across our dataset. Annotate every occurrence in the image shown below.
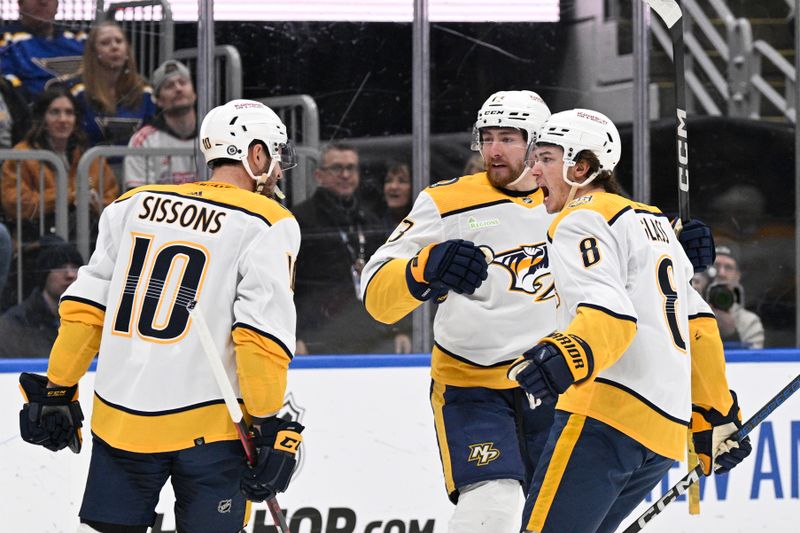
[494,243,556,300]
[468,442,501,466]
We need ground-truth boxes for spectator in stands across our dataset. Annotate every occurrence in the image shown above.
[293,142,396,354]
[0,234,82,357]
[123,59,198,190]
[704,244,765,349]
[0,0,85,99]
[66,21,156,147]
[0,76,30,147]
[380,160,414,354]
[381,160,412,228]
[0,86,117,301]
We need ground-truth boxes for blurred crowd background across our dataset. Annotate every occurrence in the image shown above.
[0,0,794,356]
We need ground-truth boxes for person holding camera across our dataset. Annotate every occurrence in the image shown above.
[699,245,765,349]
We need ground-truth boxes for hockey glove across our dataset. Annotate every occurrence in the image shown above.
[406,239,489,300]
[241,417,305,502]
[692,390,752,475]
[676,218,715,273]
[508,332,592,405]
[18,372,84,453]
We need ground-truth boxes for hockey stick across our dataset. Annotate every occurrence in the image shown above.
[642,0,690,222]
[622,374,800,533]
[188,302,292,533]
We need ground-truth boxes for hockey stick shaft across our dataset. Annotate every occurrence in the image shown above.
[622,374,800,533]
[642,0,690,221]
[189,303,292,533]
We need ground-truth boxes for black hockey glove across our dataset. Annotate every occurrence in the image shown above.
[692,390,752,475]
[19,372,84,453]
[676,218,715,273]
[406,239,489,300]
[508,332,593,405]
[241,417,304,502]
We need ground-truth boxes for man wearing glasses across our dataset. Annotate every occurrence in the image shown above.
[293,142,393,354]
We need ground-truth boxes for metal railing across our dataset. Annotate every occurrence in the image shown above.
[0,149,69,304]
[75,145,196,258]
[750,39,797,121]
[649,0,752,117]
[173,44,243,104]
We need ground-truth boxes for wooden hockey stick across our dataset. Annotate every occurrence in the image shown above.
[622,374,800,532]
[642,0,690,222]
[188,302,292,533]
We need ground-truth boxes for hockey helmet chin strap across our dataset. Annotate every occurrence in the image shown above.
[560,160,600,210]
[244,157,285,199]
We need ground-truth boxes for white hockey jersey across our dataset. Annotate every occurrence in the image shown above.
[361,172,558,389]
[47,181,300,453]
[546,191,732,460]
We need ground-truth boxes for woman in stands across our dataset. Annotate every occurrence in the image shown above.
[0,86,118,303]
[64,21,157,147]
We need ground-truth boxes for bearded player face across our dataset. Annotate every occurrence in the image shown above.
[479,128,528,188]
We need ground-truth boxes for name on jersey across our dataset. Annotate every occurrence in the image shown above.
[138,195,227,234]
[640,217,670,244]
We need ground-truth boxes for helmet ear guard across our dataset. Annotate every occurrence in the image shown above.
[471,90,551,153]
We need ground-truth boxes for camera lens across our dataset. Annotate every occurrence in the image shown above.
[707,284,735,311]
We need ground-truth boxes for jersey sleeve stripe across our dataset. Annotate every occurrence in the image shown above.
[60,295,106,312]
[576,302,637,323]
[593,377,690,426]
[689,312,716,320]
[232,322,293,360]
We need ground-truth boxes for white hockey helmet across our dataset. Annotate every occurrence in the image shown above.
[199,99,297,174]
[533,108,621,187]
[471,90,551,152]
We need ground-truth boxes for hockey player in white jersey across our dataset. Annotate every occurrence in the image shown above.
[361,90,559,533]
[509,108,752,532]
[18,99,304,532]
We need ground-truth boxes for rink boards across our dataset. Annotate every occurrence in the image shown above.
[1,352,798,533]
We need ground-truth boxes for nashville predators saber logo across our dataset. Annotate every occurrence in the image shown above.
[494,243,556,300]
[468,442,501,466]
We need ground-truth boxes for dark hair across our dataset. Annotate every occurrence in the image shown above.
[25,86,87,162]
[35,234,84,289]
[575,149,624,195]
[320,142,358,162]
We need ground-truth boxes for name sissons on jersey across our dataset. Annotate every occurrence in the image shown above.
[137,194,227,234]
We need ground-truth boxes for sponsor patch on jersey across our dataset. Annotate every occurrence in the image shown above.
[467,442,501,466]
[467,216,500,230]
[494,243,556,300]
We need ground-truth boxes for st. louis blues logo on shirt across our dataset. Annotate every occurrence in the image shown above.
[494,243,556,300]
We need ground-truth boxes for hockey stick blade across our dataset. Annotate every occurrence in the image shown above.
[642,0,682,28]
[188,302,292,533]
[622,374,800,533]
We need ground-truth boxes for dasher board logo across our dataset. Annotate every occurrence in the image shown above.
[468,442,500,466]
[494,243,556,299]
[279,392,306,480]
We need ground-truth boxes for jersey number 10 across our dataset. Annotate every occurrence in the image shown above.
[112,234,209,342]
